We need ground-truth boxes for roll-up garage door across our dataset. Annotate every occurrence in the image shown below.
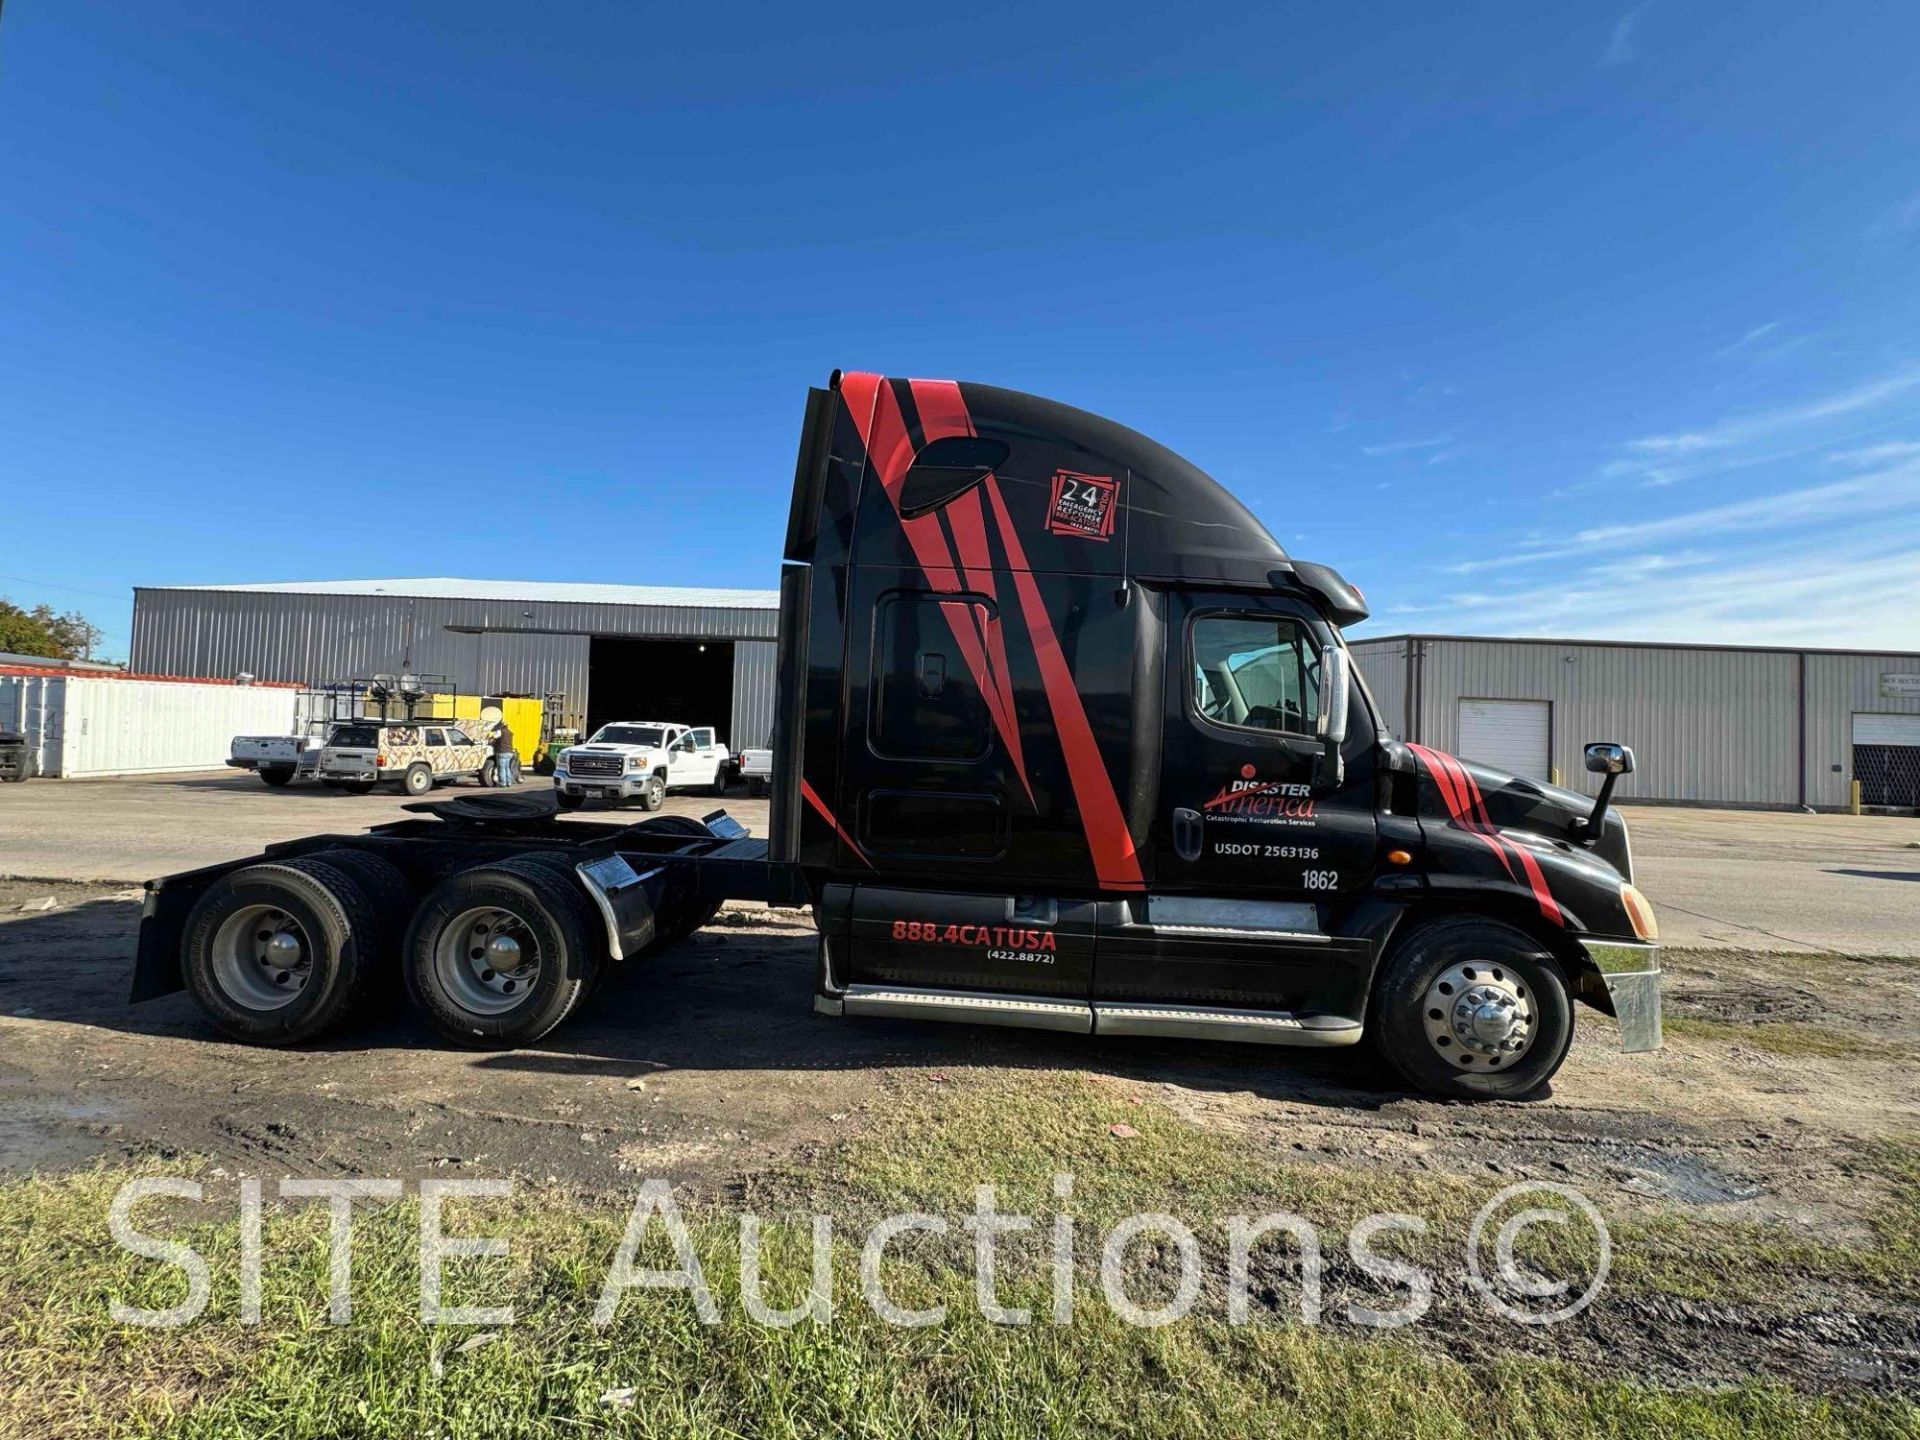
[1853,713,1920,807]
[1457,699,1550,780]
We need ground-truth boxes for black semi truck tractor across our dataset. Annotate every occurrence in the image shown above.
[134,371,1661,1099]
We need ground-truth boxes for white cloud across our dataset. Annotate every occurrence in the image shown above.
[1624,367,1920,456]
[1387,523,1920,650]
[1361,432,1456,457]
[1446,462,1920,574]
[1600,5,1646,66]
[1715,321,1779,359]
[1828,440,1920,467]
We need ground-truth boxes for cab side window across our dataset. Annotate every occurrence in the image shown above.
[424,729,448,747]
[444,727,472,746]
[1190,615,1320,735]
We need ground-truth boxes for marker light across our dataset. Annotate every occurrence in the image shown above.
[1621,884,1659,941]
[1387,849,1413,866]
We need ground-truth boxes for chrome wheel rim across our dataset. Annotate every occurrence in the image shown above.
[1421,960,1534,1070]
[211,904,313,1011]
[434,906,541,1016]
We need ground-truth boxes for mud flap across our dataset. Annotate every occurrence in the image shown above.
[575,855,663,961]
[1587,940,1662,1053]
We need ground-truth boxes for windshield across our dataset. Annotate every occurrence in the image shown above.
[591,725,664,747]
[328,724,380,748]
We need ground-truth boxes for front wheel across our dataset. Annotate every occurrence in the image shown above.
[1368,916,1573,1100]
[554,787,585,811]
[637,773,666,811]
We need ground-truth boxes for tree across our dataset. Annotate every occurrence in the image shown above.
[0,596,105,661]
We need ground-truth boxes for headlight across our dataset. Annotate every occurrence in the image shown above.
[1621,883,1659,941]
[625,755,645,770]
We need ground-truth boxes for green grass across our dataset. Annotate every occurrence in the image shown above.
[3,1075,1918,1439]
[1664,1015,1914,1061]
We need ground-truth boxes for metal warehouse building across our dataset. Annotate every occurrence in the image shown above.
[129,579,781,749]
[1349,634,1920,812]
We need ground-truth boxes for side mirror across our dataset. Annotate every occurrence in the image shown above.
[1584,742,1634,776]
[1578,741,1634,844]
[1318,647,1351,747]
[1314,648,1351,789]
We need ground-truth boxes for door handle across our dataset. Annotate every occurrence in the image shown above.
[1172,807,1204,863]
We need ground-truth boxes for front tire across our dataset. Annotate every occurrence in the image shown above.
[554,787,585,811]
[402,856,605,1047]
[1368,916,1573,1100]
[637,773,666,811]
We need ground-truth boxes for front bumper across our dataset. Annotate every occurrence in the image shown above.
[1585,939,1662,1053]
[555,767,651,799]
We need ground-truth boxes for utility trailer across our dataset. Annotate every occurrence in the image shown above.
[136,370,1662,1098]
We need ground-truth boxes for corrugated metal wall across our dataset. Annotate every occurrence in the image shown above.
[1805,653,1920,809]
[60,678,298,778]
[731,642,778,749]
[1360,635,1920,809]
[1415,638,1800,805]
[1349,637,1409,739]
[129,588,782,758]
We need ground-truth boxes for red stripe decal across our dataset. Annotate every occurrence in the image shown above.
[847,380,1031,802]
[1455,761,1561,923]
[801,778,873,869]
[985,473,1145,890]
[941,485,1033,804]
[1408,744,1561,925]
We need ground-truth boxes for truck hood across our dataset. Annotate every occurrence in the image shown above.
[1403,744,1634,885]
[563,743,662,758]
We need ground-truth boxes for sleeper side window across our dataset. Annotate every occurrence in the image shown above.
[1189,615,1321,736]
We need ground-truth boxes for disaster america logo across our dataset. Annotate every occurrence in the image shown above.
[1202,763,1317,825]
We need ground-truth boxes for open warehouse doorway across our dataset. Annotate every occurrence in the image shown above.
[586,637,735,740]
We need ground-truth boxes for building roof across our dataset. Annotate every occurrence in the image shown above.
[0,664,299,687]
[137,578,781,609]
[1350,632,1920,659]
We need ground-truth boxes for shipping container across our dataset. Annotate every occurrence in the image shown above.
[0,670,298,778]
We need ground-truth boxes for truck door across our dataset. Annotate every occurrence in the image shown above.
[1157,595,1376,897]
[687,727,723,784]
[665,728,700,787]
[1092,592,1377,1019]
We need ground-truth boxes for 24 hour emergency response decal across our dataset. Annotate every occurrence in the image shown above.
[890,919,1059,965]
[1045,469,1120,540]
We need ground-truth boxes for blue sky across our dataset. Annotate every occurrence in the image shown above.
[3,2,1918,660]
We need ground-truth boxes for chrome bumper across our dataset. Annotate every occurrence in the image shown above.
[1586,940,1662,1053]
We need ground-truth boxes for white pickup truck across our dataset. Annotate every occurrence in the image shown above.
[228,724,330,787]
[739,744,772,797]
[553,721,731,811]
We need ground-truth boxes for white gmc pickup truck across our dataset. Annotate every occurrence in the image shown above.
[553,721,731,811]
